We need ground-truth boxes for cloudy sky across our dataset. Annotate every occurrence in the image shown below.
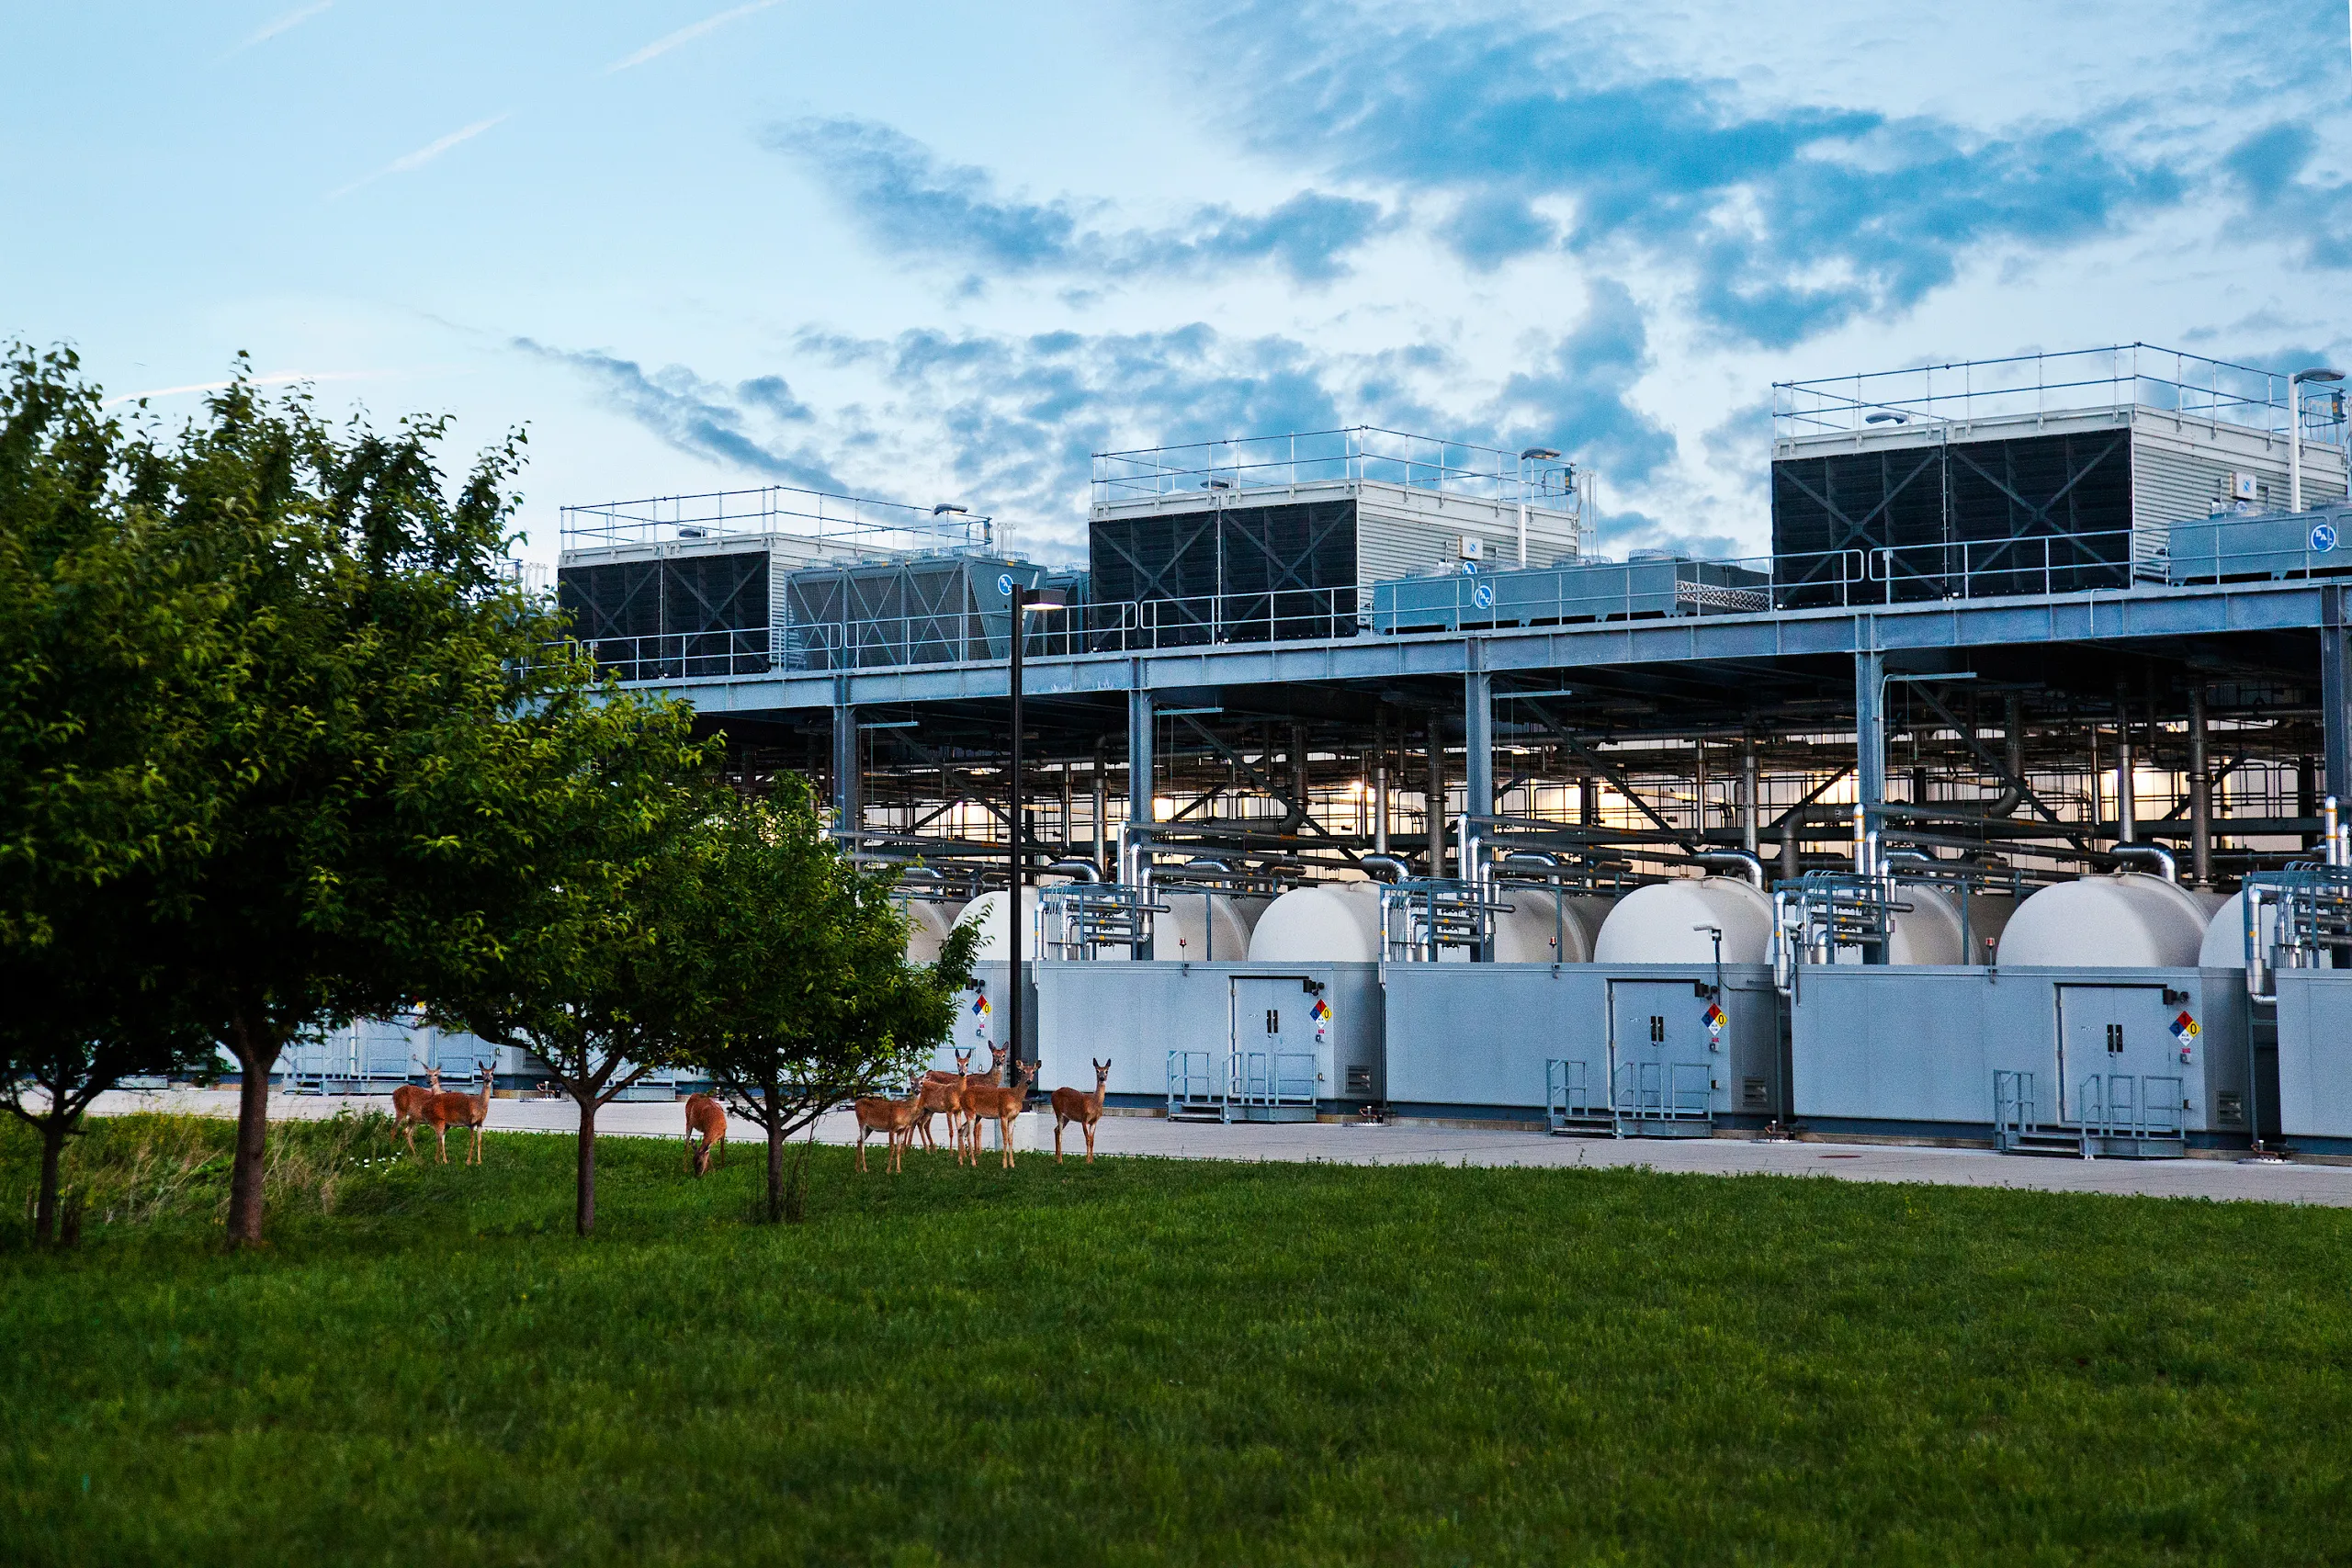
[7,2,2351,567]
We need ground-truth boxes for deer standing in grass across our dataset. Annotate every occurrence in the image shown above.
[962,1062,1036,1170]
[853,1079,928,1174]
[913,1049,972,1160]
[1052,1058,1112,1165]
[956,1043,1008,1160]
[417,1062,494,1165]
[684,1093,727,1177]
[390,1066,440,1151]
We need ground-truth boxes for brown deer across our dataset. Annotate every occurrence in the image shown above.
[419,1062,494,1165]
[390,1066,441,1152]
[914,1050,972,1158]
[1051,1058,1112,1165]
[962,1061,1036,1170]
[853,1079,927,1174]
[956,1043,1009,1160]
[684,1092,727,1177]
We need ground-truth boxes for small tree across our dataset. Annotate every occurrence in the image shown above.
[684,780,977,1224]
[0,346,236,1241]
[444,697,722,1236]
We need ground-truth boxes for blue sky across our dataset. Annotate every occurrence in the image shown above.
[7,2,2351,567]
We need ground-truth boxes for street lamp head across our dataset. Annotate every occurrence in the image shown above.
[932,502,969,515]
[1020,588,1068,614]
[1865,412,1910,425]
[1203,479,1232,491]
[1518,446,1561,462]
[2298,367,2346,384]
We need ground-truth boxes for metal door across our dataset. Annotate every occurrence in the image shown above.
[2056,985,2188,1138]
[1607,979,1716,1130]
[1230,976,1318,1120]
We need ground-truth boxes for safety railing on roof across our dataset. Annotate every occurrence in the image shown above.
[562,513,2352,682]
[560,483,991,553]
[1092,426,1581,510]
[1773,343,2351,446]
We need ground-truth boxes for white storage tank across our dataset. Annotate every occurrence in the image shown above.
[1996,873,2211,967]
[1593,876,1773,964]
[1148,890,1269,961]
[2198,891,2279,970]
[1823,881,1965,965]
[1490,888,1617,963]
[902,898,967,963]
[953,886,1046,962]
[1247,882,1385,963]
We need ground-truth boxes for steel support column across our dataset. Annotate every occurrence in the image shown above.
[1127,687,1155,831]
[1854,644,1884,863]
[1464,668,1493,876]
[2188,686,2212,886]
[2324,597,2351,809]
[831,701,860,837]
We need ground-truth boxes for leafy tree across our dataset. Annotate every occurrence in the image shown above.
[441,698,722,1236]
[683,779,978,1224]
[0,346,236,1241]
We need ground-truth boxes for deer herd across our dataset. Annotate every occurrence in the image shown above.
[853,1046,1110,1174]
[383,1050,1110,1178]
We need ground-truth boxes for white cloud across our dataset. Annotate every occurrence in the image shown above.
[326,113,512,199]
[604,1,782,75]
[229,1,333,56]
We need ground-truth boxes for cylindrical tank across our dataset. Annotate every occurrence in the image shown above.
[1996,873,2211,967]
[1879,882,1965,965]
[951,887,1046,963]
[1247,882,1385,963]
[2198,891,2279,969]
[903,898,967,963]
[1489,888,1617,963]
[1593,877,1773,964]
[1957,892,2018,963]
[1148,890,1269,961]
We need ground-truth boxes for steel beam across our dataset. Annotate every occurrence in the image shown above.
[1464,667,1493,874]
[1128,686,1155,829]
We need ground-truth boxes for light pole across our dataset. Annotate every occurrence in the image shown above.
[2290,367,2343,513]
[1516,446,1559,569]
[1005,581,1066,1098]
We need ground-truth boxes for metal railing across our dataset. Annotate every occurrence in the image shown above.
[2241,863,2352,1000]
[1774,344,2351,446]
[561,482,992,554]
[1613,1061,1713,1132]
[2077,1073,2187,1153]
[570,512,2352,683]
[1545,1057,1611,1133]
[1093,425,1581,511]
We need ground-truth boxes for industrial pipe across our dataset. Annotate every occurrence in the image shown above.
[1046,858,1101,883]
[2328,796,2342,868]
[1360,853,1410,884]
[2188,688,2211,887]
[1694,850,1768,889]
[2110,843,2177,884]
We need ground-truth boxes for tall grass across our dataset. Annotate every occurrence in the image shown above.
[7,1108,401,1242]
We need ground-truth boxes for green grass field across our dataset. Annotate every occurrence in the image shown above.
[4,1111,2350,1566]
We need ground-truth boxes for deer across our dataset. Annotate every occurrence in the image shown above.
[956,1043,1009,1160]
[1051,1058,1112,1165]
[684,1092,727,1177]
[913,1049,972,1159]
[390,1065,441,1153]
[853,1078,928,1174]
[961,1061,1036,1170]
[419,1062,494,1165]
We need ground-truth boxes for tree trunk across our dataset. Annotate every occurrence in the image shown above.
[786,1120,813,1225]
[764,1112,786,1223]
[575,1093,598,1237]
[225,1013,277,1247]
[34,1110,65,1247]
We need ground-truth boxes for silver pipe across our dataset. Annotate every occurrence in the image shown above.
[1360,852,1410,884]
[2115,717,2137,847]
[2328,795,2342,868]
[1046,859,1101,883]
[1781,814,1799,883]
[2110,843,2177,883]
[1695,850,1767,890]
[1740,738,1760,856]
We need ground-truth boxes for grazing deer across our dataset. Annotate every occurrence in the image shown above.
[421,1062,494,1165]
[684,1092,727,1177]
[853,1079,928,1174]
[1051,1058,1112,1165]
[914,1050,972,1158]
[391,1066,441,1153]
[962,1062,1036,1170]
